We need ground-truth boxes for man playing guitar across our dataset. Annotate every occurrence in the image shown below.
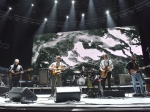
[9,59,24,90]
[49,56,67,97]
[100,54,114,90]
[126,54,145,94]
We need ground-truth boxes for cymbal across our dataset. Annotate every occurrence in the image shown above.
[89,68,98,72]
[73,71,81,74]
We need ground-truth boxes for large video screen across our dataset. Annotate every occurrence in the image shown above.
[32,26,143,81]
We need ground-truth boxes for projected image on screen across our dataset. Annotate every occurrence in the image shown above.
[32,26,143,82]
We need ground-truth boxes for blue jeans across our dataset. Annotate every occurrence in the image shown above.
[131,73,144,93]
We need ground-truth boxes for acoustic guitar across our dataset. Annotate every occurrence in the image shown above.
[9,68,33,78]
[50,66,66,75]
[100,59,117,78]
[100,66,109,78]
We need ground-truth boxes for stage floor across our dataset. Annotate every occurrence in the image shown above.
[1,93,150,111]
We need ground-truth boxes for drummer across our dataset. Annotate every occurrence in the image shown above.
[80,66,87,77]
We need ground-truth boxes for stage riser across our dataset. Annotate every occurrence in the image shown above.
[104,90,125,97]
[27,87,135,95]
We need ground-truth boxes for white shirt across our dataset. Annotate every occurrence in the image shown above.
[100,59,114,71]
[49,62,67,70]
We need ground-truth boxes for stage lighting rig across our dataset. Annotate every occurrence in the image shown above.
[44,18,47,21]
[72,0,75,4]
[106,10,109,14]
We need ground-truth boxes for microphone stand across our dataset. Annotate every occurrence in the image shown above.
[146,47,150,61]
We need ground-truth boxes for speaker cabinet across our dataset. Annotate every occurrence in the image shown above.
[0,86,9,95]
[39,68,48,85]
[104,90,125,97]
[8,87,37,102]
[119,74,131,85]
[144,78,150,92]
[54,87,81,103]
[105,77,114,86]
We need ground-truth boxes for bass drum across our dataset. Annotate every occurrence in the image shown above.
[77,77,86,85]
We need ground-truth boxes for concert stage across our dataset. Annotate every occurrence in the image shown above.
[0,93,150,111]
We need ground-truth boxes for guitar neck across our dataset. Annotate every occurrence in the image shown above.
[14,70,28,75]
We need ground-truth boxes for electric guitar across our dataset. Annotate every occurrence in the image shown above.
[128,65,150,75]
[9,68,33,78]
[50,66,66,75]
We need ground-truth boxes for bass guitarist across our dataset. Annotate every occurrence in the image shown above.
[9,59,23,90]
[126,54,145,94]
[100,54,114,90]
[49,56,67,97]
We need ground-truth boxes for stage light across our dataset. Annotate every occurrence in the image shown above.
[106,10,109,14]
[55,0,57,3]
[9,7,12,10]
[66,16,69,19]
[31,4,34,6]
[82,14,84,17]
[44,18,47,21]
[72,0,75,4]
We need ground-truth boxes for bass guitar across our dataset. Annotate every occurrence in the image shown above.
[9,68,33,78]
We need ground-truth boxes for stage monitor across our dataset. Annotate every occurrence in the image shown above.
[8,87,37,102]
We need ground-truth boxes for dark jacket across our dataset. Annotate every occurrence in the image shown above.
[126,61,139,70]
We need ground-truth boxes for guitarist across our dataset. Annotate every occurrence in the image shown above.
[126,54,145,94]
[49,56,67,97]
[100,54,114,90]
[9,59,23,90]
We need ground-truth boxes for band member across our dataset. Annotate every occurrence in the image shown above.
[80,66,86,77]
[126,54,145,94]
[9,59,23,89]
[100,54,114,90]
[49,56,67,97]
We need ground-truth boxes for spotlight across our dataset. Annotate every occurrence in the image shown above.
[66,16,69,19]
[45,18,47,21]
[9,7,12,10]
[31,4,34,6]
[55,0,57,3]
[82,13,85,17]
[106,10,109,14]
[72,0,75,4]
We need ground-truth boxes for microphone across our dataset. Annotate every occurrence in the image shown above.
[146,47,149,51]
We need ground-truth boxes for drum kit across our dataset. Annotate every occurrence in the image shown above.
[73,68,100,88]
